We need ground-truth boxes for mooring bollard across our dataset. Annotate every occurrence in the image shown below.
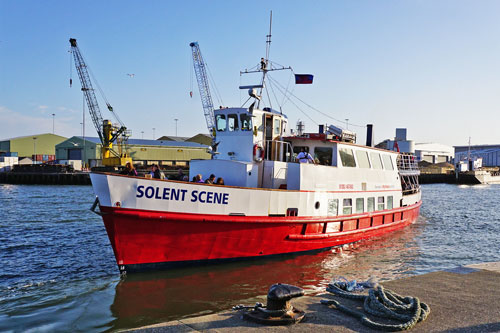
[233,283,306,325]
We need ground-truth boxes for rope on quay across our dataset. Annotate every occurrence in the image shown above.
[321,280,430,331]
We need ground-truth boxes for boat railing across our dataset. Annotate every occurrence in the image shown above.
[397,153,420,175]
[265,140,293,162]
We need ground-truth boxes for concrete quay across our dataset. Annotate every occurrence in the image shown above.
[127,262,500,332]
[0,171,91,185]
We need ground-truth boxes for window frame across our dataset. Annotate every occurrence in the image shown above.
[370,152,383,169]
[216,114,227,131]
[382,154,394,170]
[377,196,385,210]
[355,198,364,213]
[343,198,353,215]
[339,148,356,167]
[367,197,375,212]
[355,150,371,168]
[314,147,333,165]
[240,114,252,131]
[227,114,239,132]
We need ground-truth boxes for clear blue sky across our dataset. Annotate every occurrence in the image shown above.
[1,0,500,147]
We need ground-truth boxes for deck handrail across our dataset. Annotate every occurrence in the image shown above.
[264,140,293,162]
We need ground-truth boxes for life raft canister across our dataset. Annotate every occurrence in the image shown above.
[253,144,264,162]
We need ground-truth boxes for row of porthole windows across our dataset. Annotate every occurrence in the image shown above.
[339,148,394,170]
[327,196,394,216]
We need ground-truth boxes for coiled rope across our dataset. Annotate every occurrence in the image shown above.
[321,281,430,331]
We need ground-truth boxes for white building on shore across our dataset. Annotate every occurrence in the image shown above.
[376,128,453,163]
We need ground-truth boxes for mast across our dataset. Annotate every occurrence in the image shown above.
[258,11,273,108]
[239,12,291,108]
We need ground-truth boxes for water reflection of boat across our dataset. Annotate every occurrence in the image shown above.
[109,221,423,330]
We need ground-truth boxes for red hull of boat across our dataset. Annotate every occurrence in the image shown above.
[100,201,421,272]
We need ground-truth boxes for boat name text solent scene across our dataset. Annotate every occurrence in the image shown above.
[136,185,229,204]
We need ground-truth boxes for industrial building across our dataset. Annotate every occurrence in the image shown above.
[56,136,211,168]
[414,143,454,164]
[0,133,67,161]
[454,144,500,167]
[376,128,454,163]
[158,133,212,146]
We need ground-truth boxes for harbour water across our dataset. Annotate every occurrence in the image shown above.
[1,183,500,332]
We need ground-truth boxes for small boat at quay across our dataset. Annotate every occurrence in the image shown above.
[89,24,421,274]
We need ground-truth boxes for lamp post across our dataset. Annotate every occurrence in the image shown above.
[174,119,178,137]
[141,131,144,139]
[345,118,349,130]
[52,113,55,134]
[33,137,37,165]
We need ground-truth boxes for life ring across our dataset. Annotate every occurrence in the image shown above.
[253,144,264,162]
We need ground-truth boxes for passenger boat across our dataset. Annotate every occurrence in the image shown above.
[90,34,421,275]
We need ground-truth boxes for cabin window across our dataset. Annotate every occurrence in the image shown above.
[327,199,338,216]
[370,152,383,169]
[274,119,280,134]
[343,198,352,215]
[314,147,333,165]
[240,114,252,131]
[227,114,239,131]
[293,146,309,154]
[367,197,375,212]
[378,197,385,210]
[339,148,356,167]
[216,114,226,131]
[355,150,371,168]
[355,198,364,213]
[382,155,394,170]
[387,196,393,209]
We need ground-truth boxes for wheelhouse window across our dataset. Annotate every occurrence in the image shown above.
[387,196,393,209]
[227,114,239,131]
[378,197,385,210]
[343,198,352,215]
[355,198,364,213]
[370,152,383,169]
[355,150,371,168]
[240,114,252,131]
[367,197,375,212]
[382,155,394,170]
[274,119,280,134]
[216,114,226,131]
[339,148,356,167]
[314,147,333,165]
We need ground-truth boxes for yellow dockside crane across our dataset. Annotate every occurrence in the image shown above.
[69,38,132,167]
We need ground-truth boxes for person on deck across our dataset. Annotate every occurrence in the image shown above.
[120,162,137,176]
[216,177,224,185]
[150,164,161,179]
[195,174,204,183]
[205,174,216,184]
[297,148,315,164]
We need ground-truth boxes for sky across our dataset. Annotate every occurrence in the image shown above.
[1,0,500,147]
